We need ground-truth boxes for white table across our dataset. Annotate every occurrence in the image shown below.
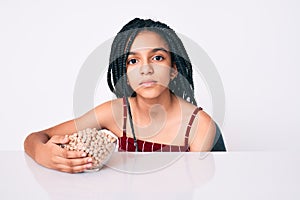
[1,151,299,200]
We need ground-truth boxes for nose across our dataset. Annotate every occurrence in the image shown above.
[139,63,154,75]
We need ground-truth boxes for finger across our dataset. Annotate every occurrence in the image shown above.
[55,159,94,173]
[55,156,93,167]
[58,149,88,159]
[50,135,69,145]
[57,162,93,173]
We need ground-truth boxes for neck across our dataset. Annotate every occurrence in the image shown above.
[129,90,178,135]
[134,91,175,113]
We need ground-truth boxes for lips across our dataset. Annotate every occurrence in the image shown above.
[139,80,157,87]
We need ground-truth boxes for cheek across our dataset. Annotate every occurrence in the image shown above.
[126,68,140,87]
[157,67,172,85]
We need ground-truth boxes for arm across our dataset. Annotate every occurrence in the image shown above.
[24,119,94,173]
[189,111,216,152]
[24,101,115,173]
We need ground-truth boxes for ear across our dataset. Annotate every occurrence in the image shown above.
[170,63,178,80]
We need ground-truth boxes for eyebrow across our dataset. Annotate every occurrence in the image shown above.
[128,47,169,55]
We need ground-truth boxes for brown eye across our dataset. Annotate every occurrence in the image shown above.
[153,55,164,61]
[127,58,138,65]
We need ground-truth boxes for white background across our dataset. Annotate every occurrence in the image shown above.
[0,0,299,151]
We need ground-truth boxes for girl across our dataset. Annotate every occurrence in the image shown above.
[24,18,226,173]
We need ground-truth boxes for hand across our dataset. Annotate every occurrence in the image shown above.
[35,135,93,173]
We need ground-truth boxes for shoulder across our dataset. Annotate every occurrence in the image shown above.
[189,109,216,151]
[176,97,198,116]
[93,98,124,130]
[93,98,126,115]
[176,97,212,125]
[197,110,214,127]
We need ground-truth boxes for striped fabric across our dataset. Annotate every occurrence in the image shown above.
[118,97,202,152]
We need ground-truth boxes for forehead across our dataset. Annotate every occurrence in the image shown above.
[130,31,169,52]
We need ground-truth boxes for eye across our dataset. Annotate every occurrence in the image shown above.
[153,55,164,61]
[127,58,138,65]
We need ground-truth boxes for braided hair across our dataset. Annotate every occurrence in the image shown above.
[107,18,197,106]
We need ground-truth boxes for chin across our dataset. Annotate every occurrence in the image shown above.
[135,89,170,100]
[136,87,170,99]
[137,93,161,99]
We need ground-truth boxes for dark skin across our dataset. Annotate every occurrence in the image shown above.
[24,31,216,173]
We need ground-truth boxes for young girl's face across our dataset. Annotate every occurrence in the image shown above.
[126,31,177,99]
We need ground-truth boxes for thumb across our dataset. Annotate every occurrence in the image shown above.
[50,135,69,145]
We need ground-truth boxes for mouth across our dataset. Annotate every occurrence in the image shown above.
[139,80,157,87]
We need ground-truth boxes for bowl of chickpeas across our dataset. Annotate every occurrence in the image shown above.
[61,128,118,171]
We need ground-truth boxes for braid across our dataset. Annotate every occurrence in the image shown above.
[107,18,197,106]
